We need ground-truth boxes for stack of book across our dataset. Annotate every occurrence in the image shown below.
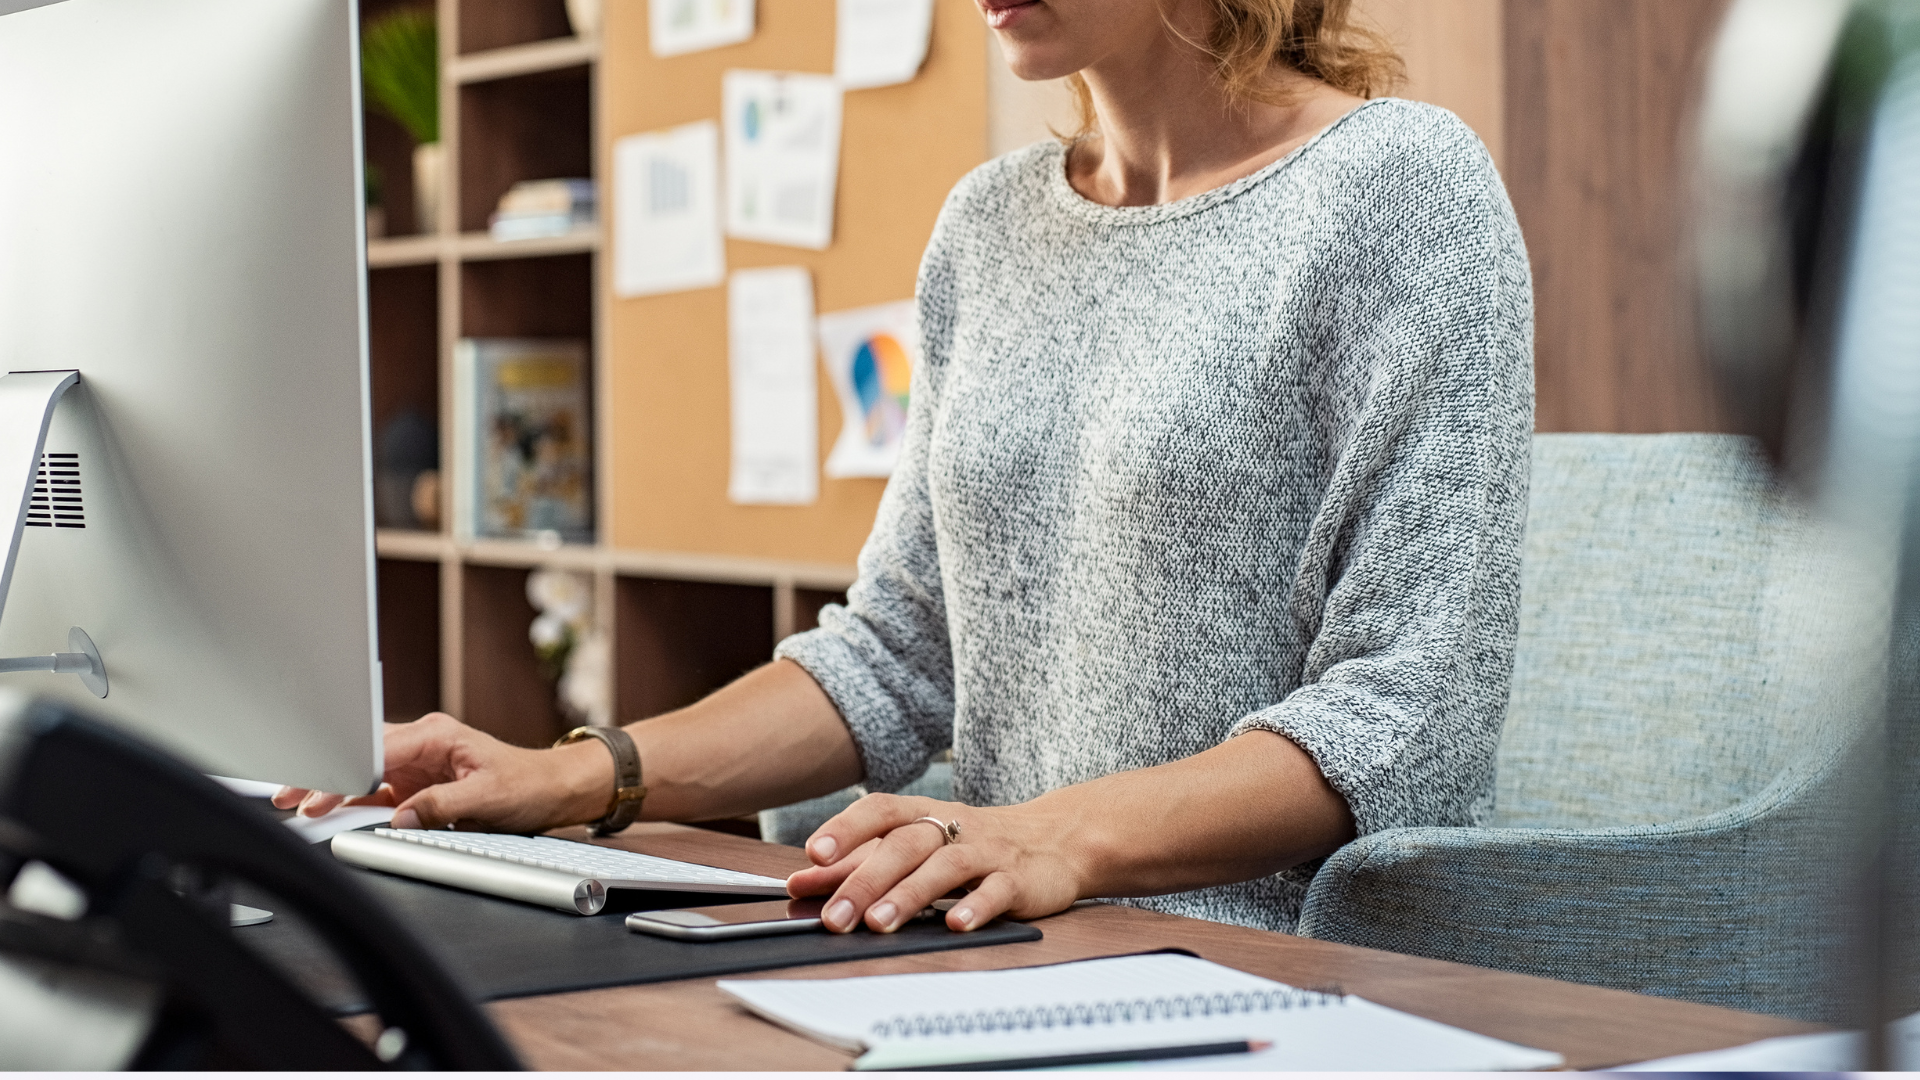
[488,178,596,241]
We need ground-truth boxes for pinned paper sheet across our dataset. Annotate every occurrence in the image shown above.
[649,0,754,57]
[723,71,843,250]
[728,267,818,504]
[614,121,725,297]
[818,300,917,478]
[835,0,935,90]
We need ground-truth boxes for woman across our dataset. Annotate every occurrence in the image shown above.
[284,0,1531,937]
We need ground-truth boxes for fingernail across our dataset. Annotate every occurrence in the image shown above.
[826,899,854,931]
[810,835,837,862]
[393,808,421,830]
[953,906,975,930]
[871,901,897,930]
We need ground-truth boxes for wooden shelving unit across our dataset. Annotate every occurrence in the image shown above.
[363,0,856,750]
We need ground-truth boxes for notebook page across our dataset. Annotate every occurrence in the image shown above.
[850,995,1563,1071]
[1137,998,1565,1071]
[721,952,1565,1071]
[717,953,1281,1050]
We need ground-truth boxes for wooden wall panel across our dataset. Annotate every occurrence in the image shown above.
[603,0,988,566]
[1356,0,1506,171]
[1504,0,1734,433]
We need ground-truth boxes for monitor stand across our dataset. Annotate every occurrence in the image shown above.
[0,370,107,698]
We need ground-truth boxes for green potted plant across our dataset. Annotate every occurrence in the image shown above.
[362,7,439,234]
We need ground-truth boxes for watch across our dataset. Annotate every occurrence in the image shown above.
[553,725,647,837]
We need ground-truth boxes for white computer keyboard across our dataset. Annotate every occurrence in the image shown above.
[367,828,789,893]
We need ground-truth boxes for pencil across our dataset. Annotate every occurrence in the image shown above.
[860,1038,1273,1072]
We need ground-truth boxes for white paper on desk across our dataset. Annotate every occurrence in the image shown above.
[1616,1010,1920,1071]
[834,0,934,90]
[728,267,818,504]
[648,0,754,57]
[720,952,1565,1071]
[723,71,842,250]
[817,300,917,478]
[614,121,725,297]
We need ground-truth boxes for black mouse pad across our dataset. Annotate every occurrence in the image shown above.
[235,866,1042,1015]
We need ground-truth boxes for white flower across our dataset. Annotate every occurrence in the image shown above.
[526,568,592,624]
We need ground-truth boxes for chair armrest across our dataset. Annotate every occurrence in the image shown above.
[1296,759,1852,1021]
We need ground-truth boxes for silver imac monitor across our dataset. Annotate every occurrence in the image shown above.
[0,0,382,795]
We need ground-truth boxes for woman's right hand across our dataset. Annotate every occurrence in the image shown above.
[270,712,615,833]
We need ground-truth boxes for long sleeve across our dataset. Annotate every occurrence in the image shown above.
[772,209,963,793]
[1227,130,1534,835]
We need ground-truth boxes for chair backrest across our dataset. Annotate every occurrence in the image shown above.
[1494,434,1834,829]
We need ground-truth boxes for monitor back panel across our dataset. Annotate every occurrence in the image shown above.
[0,0,381,794]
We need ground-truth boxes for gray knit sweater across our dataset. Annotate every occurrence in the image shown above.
[776,98,1534,933]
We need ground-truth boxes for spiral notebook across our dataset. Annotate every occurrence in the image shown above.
[718,951,1565,1071]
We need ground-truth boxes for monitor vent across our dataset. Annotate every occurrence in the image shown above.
[26,452,84,529]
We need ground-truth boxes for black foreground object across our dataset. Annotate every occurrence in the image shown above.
[0,699,520,1069]
[241,862,1045,1014]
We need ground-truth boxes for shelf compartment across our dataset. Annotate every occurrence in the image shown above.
[452,36,597,84]
[462,564,569,747]
[461,252,594,340]
[458,0,575,54]
[377,558,442,723]
[457,66,592,234]
[368,264,441,531]
[793,588,851,636]
[616,577,775,723]
[360,0,433,238]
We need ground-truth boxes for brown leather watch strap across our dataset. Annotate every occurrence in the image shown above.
[553,725,646,837]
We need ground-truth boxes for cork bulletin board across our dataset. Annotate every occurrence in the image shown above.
[603,0,989,565]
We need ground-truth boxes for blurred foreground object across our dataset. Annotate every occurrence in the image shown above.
[1695,0,1920,1065]
[0,693,518,1068]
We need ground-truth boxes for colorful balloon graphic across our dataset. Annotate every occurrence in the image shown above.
[851,333,911,447]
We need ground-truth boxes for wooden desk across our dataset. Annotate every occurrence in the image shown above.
[481,824,1820,1071]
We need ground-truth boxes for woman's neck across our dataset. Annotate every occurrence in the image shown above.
[1068,38,1365,208]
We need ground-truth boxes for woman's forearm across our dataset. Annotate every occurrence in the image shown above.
[622,658,865,822]
[1040,730,1355,899]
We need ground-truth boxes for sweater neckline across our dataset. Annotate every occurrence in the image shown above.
[1043,97,1389,227]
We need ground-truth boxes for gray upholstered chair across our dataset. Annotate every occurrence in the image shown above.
[1297,433,1871,1022]
[759,761,955,848]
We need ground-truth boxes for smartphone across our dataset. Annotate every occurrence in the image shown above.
[624,897,953,941]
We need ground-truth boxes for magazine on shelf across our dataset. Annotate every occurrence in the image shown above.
[452,338,594,544]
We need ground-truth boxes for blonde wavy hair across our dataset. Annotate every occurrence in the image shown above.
[1065,0,1405,136]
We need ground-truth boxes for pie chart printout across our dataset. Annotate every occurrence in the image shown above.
[818,299,919,478]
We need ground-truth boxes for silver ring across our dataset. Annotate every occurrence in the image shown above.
[910,815,960,845]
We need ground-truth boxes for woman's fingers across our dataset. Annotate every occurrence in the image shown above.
[863,844,983,932]
[786,837,877,897]
[297,790,347,818]
[807,792,950,866]
[271,786,310,810]
[393,770,508,831]
[340,785,402,809]
[821,820,950,932]
[946,871,1017,931]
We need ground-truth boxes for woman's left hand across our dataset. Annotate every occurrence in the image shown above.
[785,793,1085,933]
